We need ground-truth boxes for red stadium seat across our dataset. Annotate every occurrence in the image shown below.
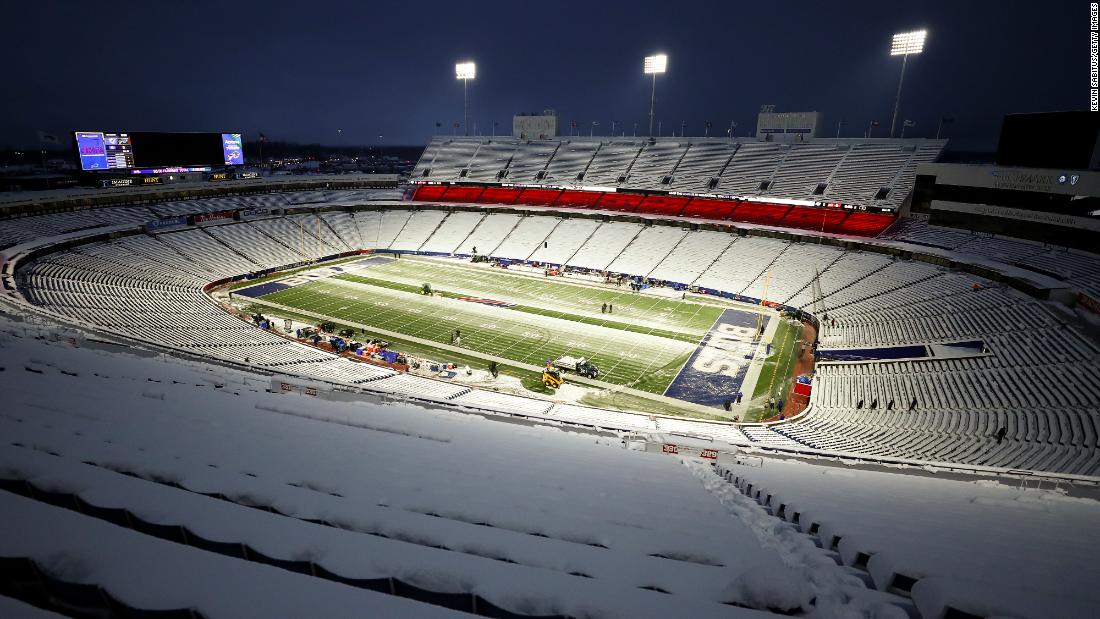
[835,211,897,236]
[595,192,645,212]
[680,197,737,220]
[441,185,485,202]
[636,195,691,216]
[412,184,448,201]
[514,188,564,206]
[729,201,792,226]
[779,206,850,233]
[476,187,522,204]
[553,190,603,208]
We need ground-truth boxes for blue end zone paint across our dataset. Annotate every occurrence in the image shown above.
[664,308,762,407]
[818,339,987,362]
[234,281,292,298]
[353,255,395,267]
[817,345,927,361]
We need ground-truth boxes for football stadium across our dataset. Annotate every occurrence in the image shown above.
[1,2,1098,618]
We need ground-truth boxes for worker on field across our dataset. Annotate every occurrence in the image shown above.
[608,304,613,314]
[602,302,607,314]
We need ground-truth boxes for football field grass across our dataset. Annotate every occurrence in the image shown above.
[750,318,804,417]
[259,277,700,394]
[344,257,723,335]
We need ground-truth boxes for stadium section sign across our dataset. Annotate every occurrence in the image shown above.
[919,163,1099,196]
[930,200,1100,232]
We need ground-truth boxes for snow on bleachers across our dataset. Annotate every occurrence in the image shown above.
[284,213,352,253]
[490,215,559,260]
[667,142,736,192]
[694,236,788,295]
[234,193,292,209]
[647,230,734,284]
[207,222,304,267]
[0,206,155,250]
[886,218,1100,299]
[408,137,938,210]
[606,225,686,275]
[541,141,600,185]
[156,228,259,275]
[366,373,471,400]
[765,144,847,200]
[409,137,446,179]
[0,331,810,617]
[320,211,364,249]
[567,222,644,271]
[504,141,558,182]
[388,210,449,251]
[784,252,893,309]
[463,141,515,182]
[354,209,411,249]
[825,144,912,205]
[741,242,843,302]
[526,217,602,264]
[716,143,785,195]
[248,217,329,260]
[626,142,688,190]
[10,194,1100,480]
[418,211,485,254]
[414,138,479,181]
[453,213,521,255]
[740,425,805,447]
[717,457,1100,618]
[580,141,645,186]
[449,389,554,416]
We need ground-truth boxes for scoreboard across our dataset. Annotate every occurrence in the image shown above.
[76,132,134,171]
[74,131,245,172]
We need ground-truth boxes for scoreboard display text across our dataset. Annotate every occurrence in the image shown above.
[75,131,245,172]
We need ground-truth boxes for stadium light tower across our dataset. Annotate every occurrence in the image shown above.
[644,54,667,137]
[889,30,926,138]
[455,61,476,137]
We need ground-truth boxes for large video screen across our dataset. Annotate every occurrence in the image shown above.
[996,112,1100,171]
[74,131,245,171]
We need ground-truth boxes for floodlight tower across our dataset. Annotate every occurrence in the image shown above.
[455,61,476,137]
[889,30,926,138]
[644,54,667,137]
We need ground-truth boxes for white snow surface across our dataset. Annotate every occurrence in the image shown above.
[0,324,786,618]
[716,457,1100,619]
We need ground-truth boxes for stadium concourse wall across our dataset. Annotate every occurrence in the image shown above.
[410,182,897,237]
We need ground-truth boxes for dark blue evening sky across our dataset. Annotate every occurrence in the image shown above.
[0,0,1087,149]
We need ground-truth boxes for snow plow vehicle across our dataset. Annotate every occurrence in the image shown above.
[542,367,565,388]
[552,356,600,379]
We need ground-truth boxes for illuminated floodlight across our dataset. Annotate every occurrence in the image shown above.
[888,30,927,137]
[455,62,476,80]
[890,30,926,56]
[455,61,476,136]
[643,54,667,74]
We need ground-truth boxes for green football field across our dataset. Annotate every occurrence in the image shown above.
[342,258,722,335]
[253,258,734,394]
